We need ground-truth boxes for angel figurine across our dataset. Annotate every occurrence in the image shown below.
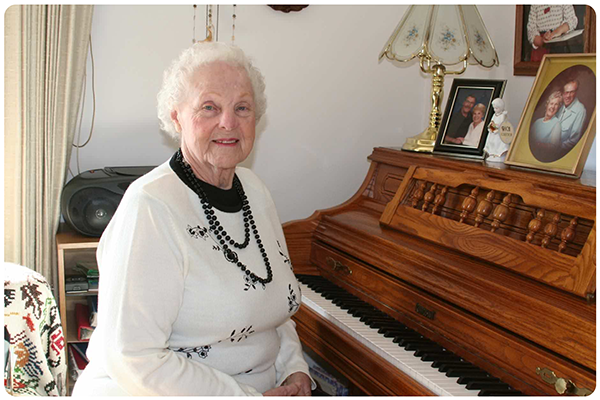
[484,98,510,163]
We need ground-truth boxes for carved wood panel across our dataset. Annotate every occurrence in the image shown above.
[380,166,596,298]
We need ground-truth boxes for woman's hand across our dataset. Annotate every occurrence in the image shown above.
[542,30,554,41]
[445,137,464,145]
[533,34,545,47]
[263,372,312,396]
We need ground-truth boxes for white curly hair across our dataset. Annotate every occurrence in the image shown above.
[157,41,267,139]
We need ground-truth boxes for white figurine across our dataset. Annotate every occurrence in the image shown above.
[484,98,510,163]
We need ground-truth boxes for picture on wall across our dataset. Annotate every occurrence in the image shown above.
[505,54,596,177]
[514,5,596,76]
[433,79,506,159]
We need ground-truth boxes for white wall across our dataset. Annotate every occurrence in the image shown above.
[71,5,596,224]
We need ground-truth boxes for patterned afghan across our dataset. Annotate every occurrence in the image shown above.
[4,263,67,396]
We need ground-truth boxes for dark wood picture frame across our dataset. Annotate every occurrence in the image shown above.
[433,79,507,159]
[514,5,596,76]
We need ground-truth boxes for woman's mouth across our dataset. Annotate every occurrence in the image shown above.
[213,139,239,145]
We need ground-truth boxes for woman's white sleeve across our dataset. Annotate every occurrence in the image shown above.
[259,182,316,390]
[527,7,539,47]
[95,190,261,396]
[274,320,316,390]
[563,5,578,32]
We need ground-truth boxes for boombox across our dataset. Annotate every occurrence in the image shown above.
[61,166,155,237]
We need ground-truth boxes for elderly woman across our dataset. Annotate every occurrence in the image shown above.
[461,103,487,147]
[530,91,564,162]
[72,42,314,396]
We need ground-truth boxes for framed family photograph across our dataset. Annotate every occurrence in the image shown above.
[433,78,506,159]
[514,5,596,76]
[505,54,596,177]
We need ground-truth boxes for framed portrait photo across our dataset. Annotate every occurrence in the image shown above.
[433,78,506,159]
[514,5,596,76]
[505,54,596,177]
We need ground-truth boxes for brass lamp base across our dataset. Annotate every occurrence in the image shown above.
[401,126,439,153]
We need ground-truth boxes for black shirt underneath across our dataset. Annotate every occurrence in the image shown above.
[170,152,243,213]
[445,111,472,140]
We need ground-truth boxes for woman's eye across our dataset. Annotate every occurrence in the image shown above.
[236,105,252,115]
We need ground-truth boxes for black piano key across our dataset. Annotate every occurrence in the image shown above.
[339,301,364,310]
[413,346,447,357]
[331,297,363,306]
[383,330,418,339]
[359,313,388,323]
[435,362,479,372]
[441,365,485,374]
[478,389,523,396]
[366,319,398,329]
[305,284,327,293]
[420,353,462,362]
[404,342,440,351]
[431,359,473,372]
[323,291,355,299]
[466,381,512,391]
[378,326,410,335]
[296,274,320,282]
[457,375,502,385]
[349,308,379,318]
[446,369,490,378]
[395,337,430,347]
[309,285,339,293]
[392,334,426,344]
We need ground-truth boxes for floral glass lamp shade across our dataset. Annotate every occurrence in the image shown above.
[380,5,499,152]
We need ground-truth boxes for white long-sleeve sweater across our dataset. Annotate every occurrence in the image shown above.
[72,160,312,396]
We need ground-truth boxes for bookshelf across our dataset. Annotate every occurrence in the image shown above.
[56,224,99,394]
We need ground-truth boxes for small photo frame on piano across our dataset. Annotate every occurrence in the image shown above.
[433,78,507,159]
[505,54,596,177]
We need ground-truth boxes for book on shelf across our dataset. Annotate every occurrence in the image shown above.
[66,275,89,292]
[88,296,98,328]
[75,303,95,341]
[74,262,99,293]
[68,344,88,381]
[71,342,89,363]
[87,278,99,292]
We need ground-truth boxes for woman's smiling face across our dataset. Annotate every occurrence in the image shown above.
[546,97,562,119]
[472,109,484,124]
[173,62,256,173]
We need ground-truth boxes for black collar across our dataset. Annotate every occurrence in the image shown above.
[170,152,243,213]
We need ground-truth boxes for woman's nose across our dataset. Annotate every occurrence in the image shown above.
[219,110,238,131]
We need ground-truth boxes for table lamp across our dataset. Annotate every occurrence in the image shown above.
[379,5,499,152]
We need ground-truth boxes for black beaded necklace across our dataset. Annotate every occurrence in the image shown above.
[175,149,273,286]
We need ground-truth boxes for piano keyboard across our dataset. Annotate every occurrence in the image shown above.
[297,274,523,396]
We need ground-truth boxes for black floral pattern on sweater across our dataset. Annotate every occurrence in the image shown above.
[288,284,300,313]
[187,225,208,240]
[175,345,211,359]
[219,326,256,343]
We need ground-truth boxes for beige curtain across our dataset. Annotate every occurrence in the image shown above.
[4,5,94,291]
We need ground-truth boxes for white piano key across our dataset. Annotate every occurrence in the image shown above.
[299,282,483,397]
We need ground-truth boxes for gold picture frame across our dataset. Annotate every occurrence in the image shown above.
[505,53,596,177]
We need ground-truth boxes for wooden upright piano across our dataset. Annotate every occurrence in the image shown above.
[285,147,595,396]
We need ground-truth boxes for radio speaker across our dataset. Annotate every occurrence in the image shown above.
[61,166,155,237]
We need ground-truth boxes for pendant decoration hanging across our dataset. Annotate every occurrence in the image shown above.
[232,5,236,43]
[175,149,273,288]
[202,5,214,43]
[192,4,219,43]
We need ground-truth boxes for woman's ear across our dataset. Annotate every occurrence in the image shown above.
[171,110,182,133]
